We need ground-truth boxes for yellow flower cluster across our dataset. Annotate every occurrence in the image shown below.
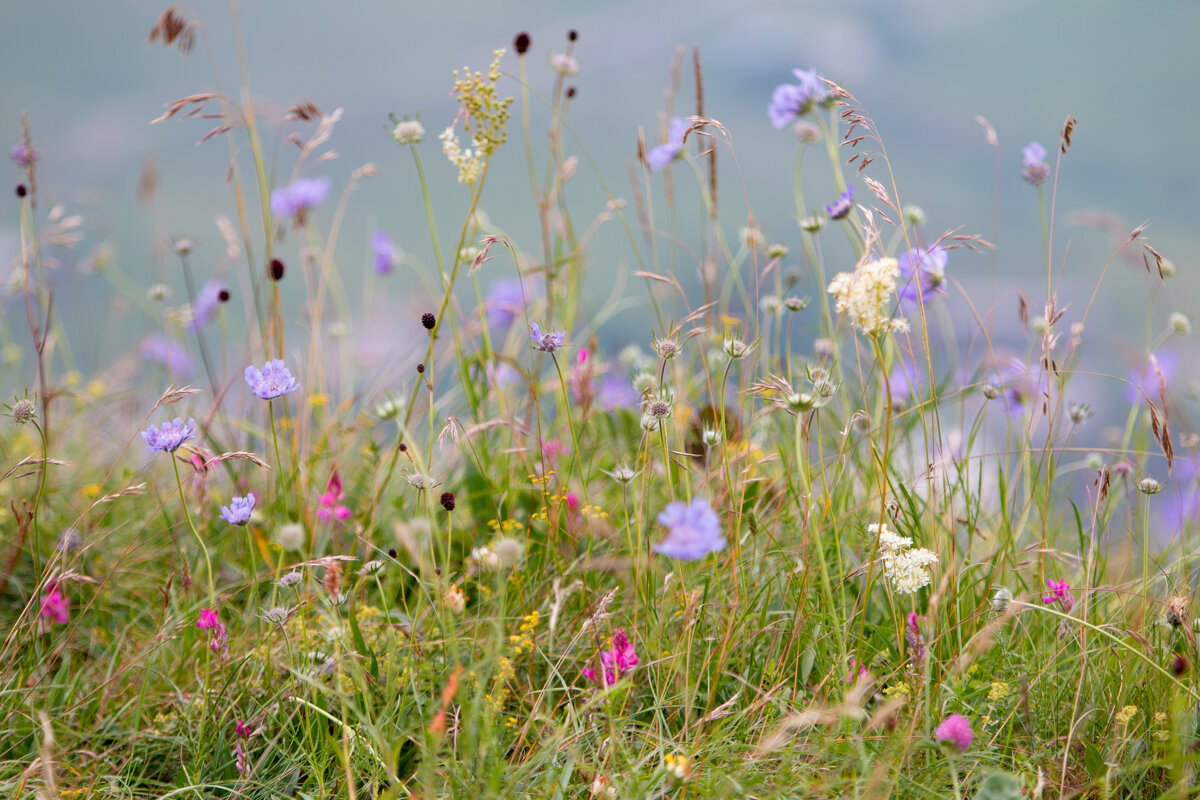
[442,49,513,185]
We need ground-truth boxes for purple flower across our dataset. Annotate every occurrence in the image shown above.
[886,360,918,409]
[991,358,1048,416]
[219,494,255,526]
[1161,459,1200,533]
[371,229,398,275]
[269,176,331,218]
[9,143,39,168]
[1043,578,1075,613]
[895,245,948,310]
[139,334,193,377]
[1125,350,1177,407]
[190,279,228,330]
[486,278,537,328]
[597,374,640,411]
[934,713,973,752]
[646,117,688,171]
[41,584,69,625]
[1022,141,1049,186]
[529,322,566,353]
[825,186,854,220]
[767,67,831,129]
[583,628,639,686]
[245,359,300,400]
[653,497,725,560]
[142,417,197,453]
[197,608,228,656]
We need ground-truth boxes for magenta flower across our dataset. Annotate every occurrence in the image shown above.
[142,417,197,453]
[197,607,228,656]
[583,628,639,686]
[1022,141,1049,186]
[529,322,566,353]
[219,494,255,526]
[1043,578,1075,613]
[270,176,331,218]
[235,719,252,738]
[371,229,398,275]
[653,497,725,561]
[317,469,352,522]
[825,186,854,220]
[935,713,973,752]
[646,117,688,171]
[41,583,69,625]
[245,359,300,400]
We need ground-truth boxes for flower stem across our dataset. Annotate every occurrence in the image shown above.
[172,456,214,607]
[269,400,290,519]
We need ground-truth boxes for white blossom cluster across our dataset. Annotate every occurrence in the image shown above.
[827,256,909,336]
[871,522,938,595]
[439,126,482,184]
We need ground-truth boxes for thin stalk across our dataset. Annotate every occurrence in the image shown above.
[172,456,214,607]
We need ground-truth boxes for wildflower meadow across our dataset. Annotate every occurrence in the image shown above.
[3,5,1200,799]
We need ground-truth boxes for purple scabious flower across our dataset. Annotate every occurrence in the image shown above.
[597,374,640,411]
[895,245,948,310]
[139,334,193,377]
[190,279,229,330]
[991,358,1048,416]
[245,359,300,400]
[934,713,973,752]
[219,495,255,526]
[646,117,688,171]
[825,186,854,220]
[1161,459,1200,534]
[767,67,831,129]
[529,322,566,353]
[886,360,919,410]
[583,627,639,686]
[1125,350,1177,407]
[1043,578,1075,613]
[371,229,398,275]
[269,176,331,218]
[653,497,725,560]
[142,417,197,453]
[1022,141,1050,186]
[9,143,39,167]
[485,278,538,328]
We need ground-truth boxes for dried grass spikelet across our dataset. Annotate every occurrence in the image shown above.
[147,6,197,55]
[753,672,873,756]
[154,385,200,409]
[286,101,324,122]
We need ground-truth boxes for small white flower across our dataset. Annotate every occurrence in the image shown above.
[275,523,306,553]
[871,522,938,595]
[391,119,426,145]
[549,53,579,75]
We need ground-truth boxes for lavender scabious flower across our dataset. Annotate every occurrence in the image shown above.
[991,358,1048,416]
[583,628,639,686]
[653,497,725,561]
[485,278,538,328]
[245,359,300,400]
[190,279,229,330]
[139,334,193,377]
[1043,578,1076,613]
[220,495,255,526]
[371,229,398,275]
[934,713,973,752]
[142,417,197,453]
[767,67,831,129]
[1125,350,1177,406]
[895,245,948,310]
[1022,141,1050,186]
[269,176,331,218]
[529,322,566,353]
[646,117,688,171]
[826,186,854,220]
[9,143,39,167]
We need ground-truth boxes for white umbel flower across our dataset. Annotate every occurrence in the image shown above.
[871,522,937,595]
[827,256,909,336]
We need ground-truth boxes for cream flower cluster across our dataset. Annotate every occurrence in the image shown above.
[827,256,909,336]
[439,127,483,185]
[871,522,937,595]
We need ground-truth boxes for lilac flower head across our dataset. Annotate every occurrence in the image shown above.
[895,245,948,310]
[1160,459,1200,534]
[485,278,539,328]
[139,334,193,377]
[825,186,854,220]
[583,627,640,686]
[190,280,229,330]
[934,713,973,752]
[1125,350,1177,407]
[767,67,831,129]
[646,117,688,171]
[991,358,1048,416]
[269,176,331,218]
[142,417,197,453]
[529,322,566,353]
[371,229,398,275]
[1043,578,1075,613]
[1022,141,1049,186]
[653,497,725,560]
[598,374,640,411]
[9,143,39,168]
[245,359,300,400]
[220,494,255,526]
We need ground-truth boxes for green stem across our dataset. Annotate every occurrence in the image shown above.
[269,400,290,519]
[550,354,589,504]
[172,455,214,607]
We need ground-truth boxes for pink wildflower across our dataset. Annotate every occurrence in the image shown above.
[197,607,228,656]
[1043,578,1075,613]
[583,628,639,686]
[40,584,69,625]
[317,468,352,522]
[235,719,253,738]
[934,713,973,752]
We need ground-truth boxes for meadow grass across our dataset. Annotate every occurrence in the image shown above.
[2,9,1198,800]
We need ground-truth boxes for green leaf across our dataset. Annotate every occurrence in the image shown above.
[973,772,1023,800]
